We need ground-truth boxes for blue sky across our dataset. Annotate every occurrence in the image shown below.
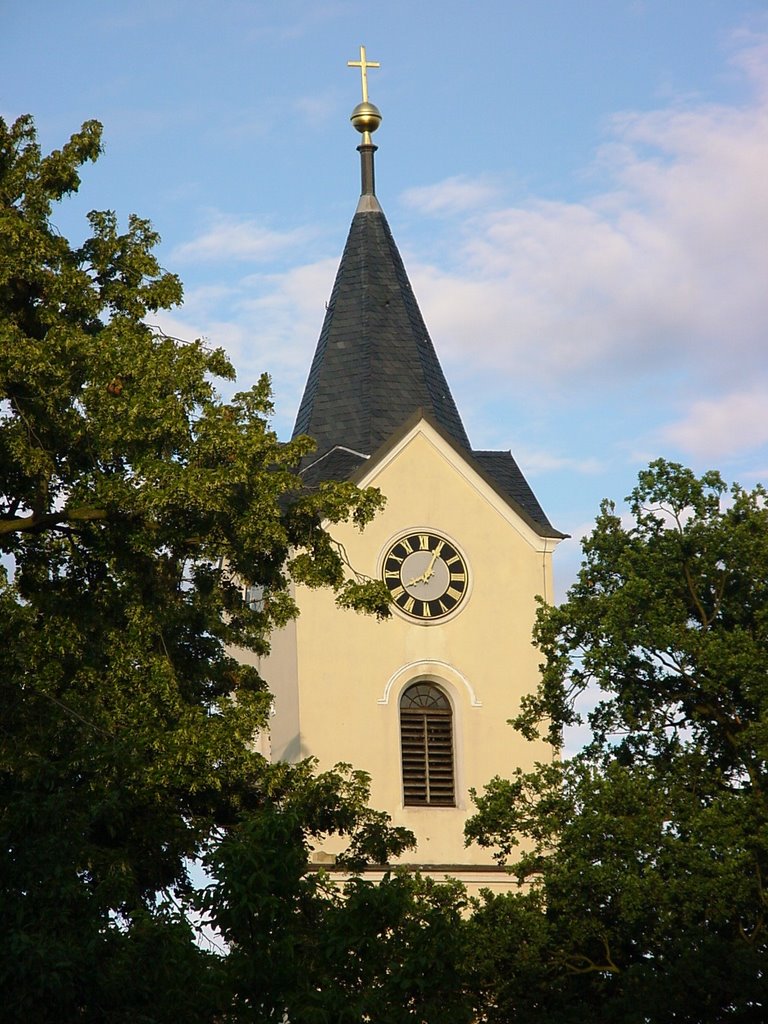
[3,0,768,595]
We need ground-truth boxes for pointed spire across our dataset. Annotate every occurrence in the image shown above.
[291,50,563,538]
[292,206,471,459]
[292,49,470,463]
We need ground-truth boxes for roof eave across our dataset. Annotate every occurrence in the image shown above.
[349,408,567,541]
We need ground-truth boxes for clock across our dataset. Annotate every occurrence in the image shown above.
[383,531,468,620]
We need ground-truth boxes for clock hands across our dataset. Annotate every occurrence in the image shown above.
[406,548,440,587]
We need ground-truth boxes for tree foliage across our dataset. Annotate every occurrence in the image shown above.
[21,111,767,1024]
[466,461,768,1022]
[0,114,475,1022]
[203,804,472,1023]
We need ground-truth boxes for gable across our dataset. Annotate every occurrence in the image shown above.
[354,417,563,556]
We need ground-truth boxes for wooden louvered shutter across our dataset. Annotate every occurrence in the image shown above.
[400,683,455,806]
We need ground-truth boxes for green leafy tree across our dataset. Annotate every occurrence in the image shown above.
[0,113,429,1022]
[466,461,768,1023]
[203,798,473,1023]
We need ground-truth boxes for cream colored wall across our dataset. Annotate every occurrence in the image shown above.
[262,616,300,762]
[258,421,558,868]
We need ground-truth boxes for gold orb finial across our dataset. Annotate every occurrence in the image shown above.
[347,45,382,143]
[350,100,382,136]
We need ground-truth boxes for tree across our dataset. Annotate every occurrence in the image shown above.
[466,460,768,1022]
[1,113,452,1022]
[202,804,473,1023]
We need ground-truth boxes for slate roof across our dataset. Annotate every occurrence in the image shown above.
[292,202,471,456]
[300,446,368,490]
[472,449,563,538]
[292,182,563,539]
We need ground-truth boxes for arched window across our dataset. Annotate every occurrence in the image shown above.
[399,682,455,807]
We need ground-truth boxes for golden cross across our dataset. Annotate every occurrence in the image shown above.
[347,45,380,104]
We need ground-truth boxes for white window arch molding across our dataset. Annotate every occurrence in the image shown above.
[378,660,482,709]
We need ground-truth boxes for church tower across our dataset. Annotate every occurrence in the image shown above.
[258,50,564,889]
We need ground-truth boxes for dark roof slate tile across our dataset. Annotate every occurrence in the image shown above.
[300,447,369,489]
[472,450,563,538]
[292,208,470,457]
[291,200,563,540]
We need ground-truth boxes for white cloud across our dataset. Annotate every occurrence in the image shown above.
[400,175,501,215]
[155,257,338,434]
[162,32,768,465]
[293,91,338,126]
[146,311,206,347]
[234,258,338,379]
[401,34,768,408]
[172,213,310,263]
[514,448,605,475]
[661,388,768,460]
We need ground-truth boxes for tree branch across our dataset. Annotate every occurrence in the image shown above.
[564,938,620,974]
[682,559,712,630]
[0,505,108,535]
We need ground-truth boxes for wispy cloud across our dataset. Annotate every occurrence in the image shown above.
[158,257,337,433]
[400,175,501,215]
[164,32,768,465]
[293,91,338,127]
[404,32,768,412]
[172,213,311,264]
[514,448,605,475]
[660,388,768,460]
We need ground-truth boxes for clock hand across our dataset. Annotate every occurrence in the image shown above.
[406,571,428,586]
[406,549,441,587]
[421,549,440,580]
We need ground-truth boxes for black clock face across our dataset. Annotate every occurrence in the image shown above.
[383,532,468,620]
